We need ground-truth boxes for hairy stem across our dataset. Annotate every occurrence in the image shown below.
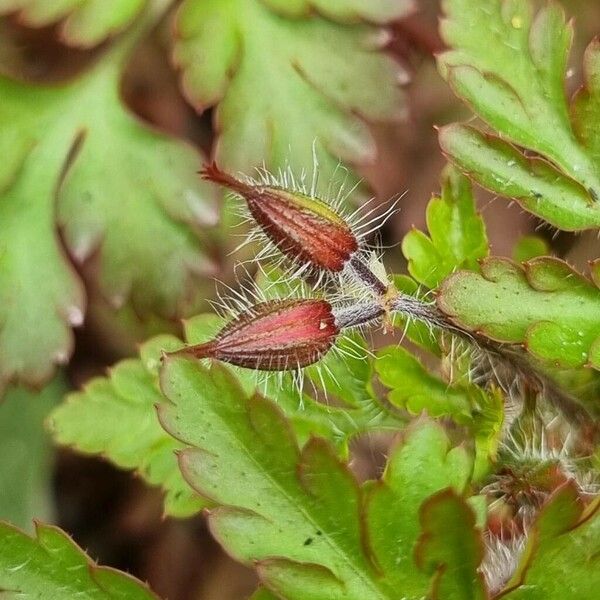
[388,292,595,432]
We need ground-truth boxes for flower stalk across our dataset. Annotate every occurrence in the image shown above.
[192,162,596,433]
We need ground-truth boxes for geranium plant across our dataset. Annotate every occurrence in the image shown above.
[0,0,598,599]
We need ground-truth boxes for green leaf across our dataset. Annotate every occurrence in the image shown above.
[437,257,600,369]
[174,0,408,194]
[183,313,406,444]
[0,520,158,598]
[0,0,147,47]
[0,376,66,530]
[375,345,504,480]
[375,346,472,424]
[159,360,477,600]
[402,165,488,288]
[438,124,600,231]
[438,0,600,230]
[364,421,474,597]
[49,335,205,518]
[260,0,414,22]
[249,588,280,600]
[0,10,215,387]
[159,359,388,599]
[415,490,486,600]
[512,235,550,263]
[51,313,405,517]
[502,483,600,599]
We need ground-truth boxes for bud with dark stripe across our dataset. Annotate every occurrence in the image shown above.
[202,163,359,272]
[172,299,339,370]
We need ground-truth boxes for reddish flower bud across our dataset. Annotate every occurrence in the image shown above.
[202,163,359,272]
[173,299,339,370]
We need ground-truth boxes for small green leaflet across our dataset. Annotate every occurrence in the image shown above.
[501,483,600,599]
[402,165,488,288]
[0,0,147,47]
[0,8,215,389]
[437,257,600,369]
[438,0,600,230]
[0,521,158,599]
[375,345,504,480]
[376,346,472,423]
[173,0,409,196]
[159,357,481,600]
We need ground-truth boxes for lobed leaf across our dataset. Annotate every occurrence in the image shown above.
[0,15,215,388]
[376,345,503,479]
[402,165,488,288]
[0,0,147,47]
[438,0,600,230]
[0,520,158,598]
[363,421,474,597]
[159,359,479,600]
[173,0,408,195]
[375,346,473,423]
[437,257,600,369]
[49,335,205,518]
[50,314,404,517]
[501,483,600,599]
[415,490,487,600]
[260,0,414,23]
[438,124,600,231]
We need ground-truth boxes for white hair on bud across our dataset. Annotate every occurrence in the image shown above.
[480,532,527,594]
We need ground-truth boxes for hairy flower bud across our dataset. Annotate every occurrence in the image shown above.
[202,163,359,272]
[173,299,339,370]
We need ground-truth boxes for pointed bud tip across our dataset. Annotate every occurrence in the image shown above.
[203,164,359,273]
[200,162,248,195]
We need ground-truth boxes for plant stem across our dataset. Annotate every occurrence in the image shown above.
[343,260,597,433]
